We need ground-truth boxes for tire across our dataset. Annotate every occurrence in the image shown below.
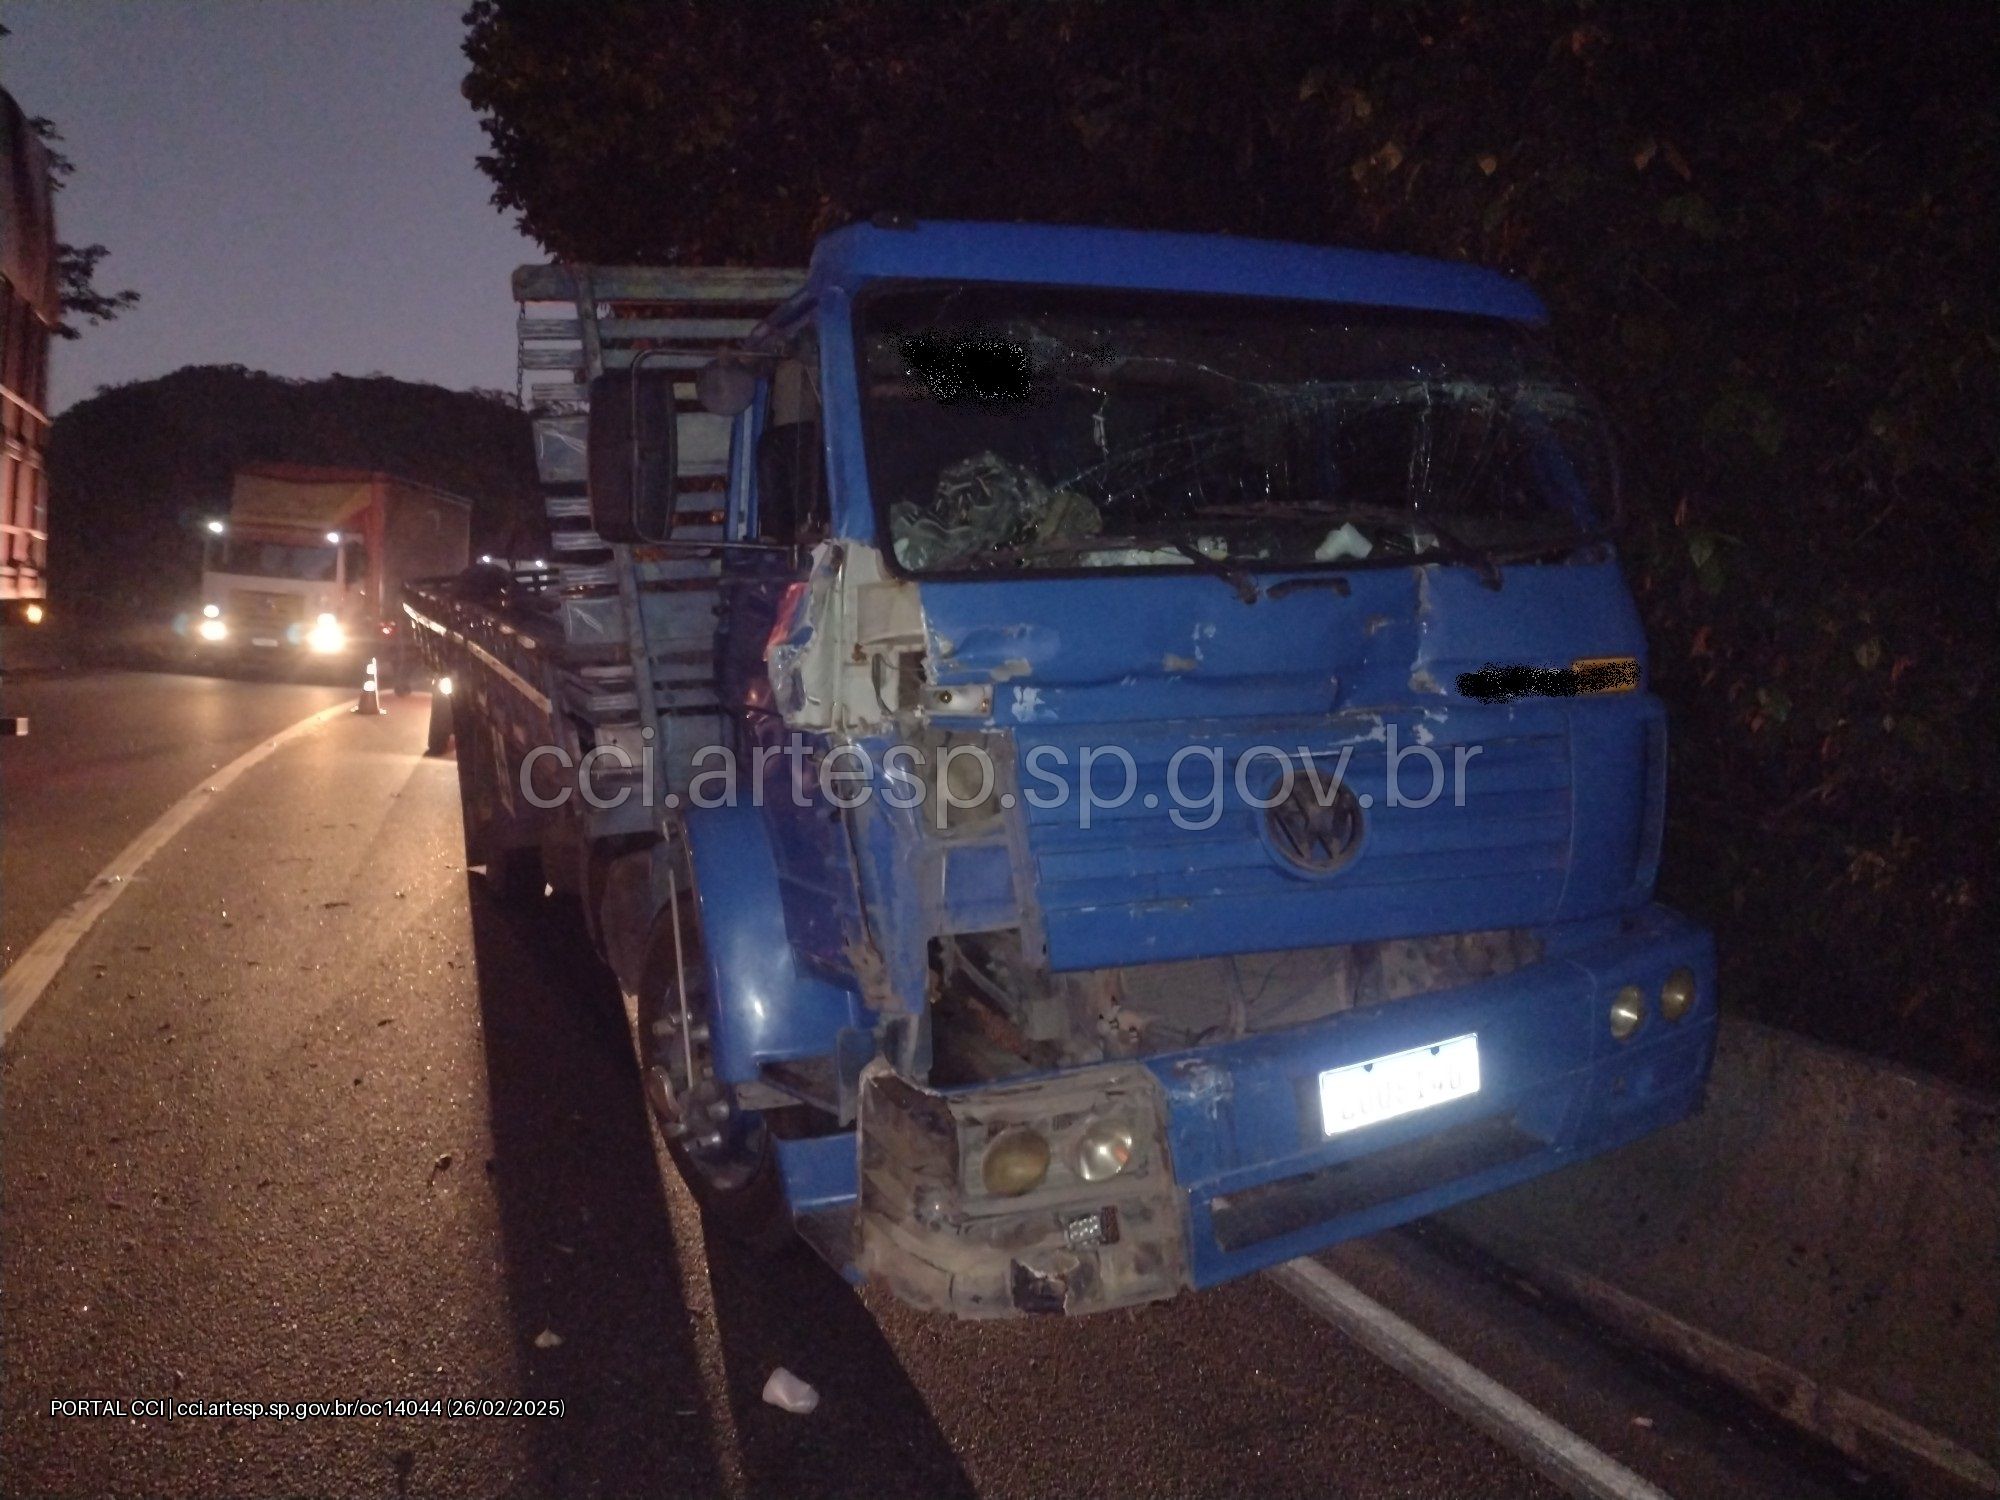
[425,687,454,756]
[451,692,542,903]
[637,858,789,1249]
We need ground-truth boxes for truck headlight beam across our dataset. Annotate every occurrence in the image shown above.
[306,614,347,654]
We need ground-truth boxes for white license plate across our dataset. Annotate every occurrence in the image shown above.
[1319,1033,1481,1136]
[250,636,279,648]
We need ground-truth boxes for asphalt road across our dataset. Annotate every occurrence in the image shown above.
[0,669,353,965]
[1,672,1852,1499]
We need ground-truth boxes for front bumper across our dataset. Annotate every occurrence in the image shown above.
[827,903,1716,1316]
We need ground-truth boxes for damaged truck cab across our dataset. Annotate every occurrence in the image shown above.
[673,222,1716,1316]
[430,220,1716,1318]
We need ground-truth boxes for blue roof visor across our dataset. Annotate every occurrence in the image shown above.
[855,283,1617,582]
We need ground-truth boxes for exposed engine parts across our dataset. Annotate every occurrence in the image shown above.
[932,927,1543,1082]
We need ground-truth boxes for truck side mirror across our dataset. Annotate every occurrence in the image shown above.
[587,368,680,542]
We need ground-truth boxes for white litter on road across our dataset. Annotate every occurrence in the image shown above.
[761,1367,819,1415]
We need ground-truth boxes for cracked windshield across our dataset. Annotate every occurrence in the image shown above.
[860,284,1614,578]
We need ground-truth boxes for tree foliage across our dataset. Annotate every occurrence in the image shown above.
[49,365,540,621]
[26,116,141,339]
[463,0,1999,1084]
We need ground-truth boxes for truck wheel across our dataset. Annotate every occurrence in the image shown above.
[638,859,788,1249]
[425,687,454,756]
[451,692,542,904]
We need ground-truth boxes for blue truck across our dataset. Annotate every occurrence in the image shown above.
[409,220,1716,1316]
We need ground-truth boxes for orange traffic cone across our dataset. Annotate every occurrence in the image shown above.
[354,656,385,715]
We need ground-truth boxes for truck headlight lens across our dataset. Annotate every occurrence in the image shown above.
[1074,1119,1135,1183]
[306,614,346,654]
[1609,984,1645,1040]
[1659,967,1696,1022]
[980,1127,1050,1197]
[198,617,228,642]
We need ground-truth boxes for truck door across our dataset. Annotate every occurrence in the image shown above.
[716,344,857,971]
[717,348,827,736]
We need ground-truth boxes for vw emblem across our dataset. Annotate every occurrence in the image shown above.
[1265,771,1364,874]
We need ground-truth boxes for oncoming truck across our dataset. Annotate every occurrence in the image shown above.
[410,221,1717,1316]
[191,464,471,687]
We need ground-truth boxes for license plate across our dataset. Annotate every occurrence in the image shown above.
[251,636,279,648]
[1319,1033,1480,1136]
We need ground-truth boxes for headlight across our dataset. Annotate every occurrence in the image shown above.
[1074,1119,1136,1183]
[197,617,228,642]
[1609,984,1645,1041]
[436,675,453,696]
[1660,967,1697,1022]
[202,603,220,619]
[980,1127,1050,1197]
[306,614,347,654]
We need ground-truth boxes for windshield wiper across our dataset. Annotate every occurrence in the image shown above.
[1411,514,1505,591]
[1159,537,1260,604]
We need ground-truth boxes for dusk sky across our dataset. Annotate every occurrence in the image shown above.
[1,0,539,412]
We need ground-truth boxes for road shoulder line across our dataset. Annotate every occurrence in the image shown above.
[0,699,353,1041]
[1269,1256,1672,1500]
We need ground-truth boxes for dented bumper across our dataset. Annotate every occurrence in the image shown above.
[844,904,1715,1317]
[854,1062,1189,1316]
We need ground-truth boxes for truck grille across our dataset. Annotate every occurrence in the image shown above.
[1014,714,1573,969]
[229,590,307,628]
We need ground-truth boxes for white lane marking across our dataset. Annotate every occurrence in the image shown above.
[0,700,354,1041]
[1270,1257,1674,1500]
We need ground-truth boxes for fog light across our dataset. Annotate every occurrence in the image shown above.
[436,675,454,696]
[1074,1119,1135,1183]
[24,601,45,624]
[1660,967,1696,1022]
[197,617,228,643]
[1609,984,1645,1041]
[981,1127,1050,1197]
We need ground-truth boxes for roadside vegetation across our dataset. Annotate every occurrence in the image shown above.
[463,0,1996,1087]
[47,366,539,629]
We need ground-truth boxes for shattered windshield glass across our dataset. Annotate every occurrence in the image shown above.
[856,283,1614,577]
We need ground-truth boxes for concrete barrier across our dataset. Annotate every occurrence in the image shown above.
[1443,1016,1998,1492]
